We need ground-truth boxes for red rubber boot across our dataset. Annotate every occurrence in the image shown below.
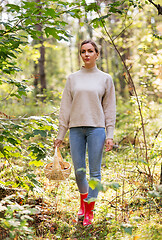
[78,193,88,218]
[83,200,95,226]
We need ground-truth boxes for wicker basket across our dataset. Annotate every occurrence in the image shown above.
[44,147,71,180]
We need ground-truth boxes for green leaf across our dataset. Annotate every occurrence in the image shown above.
[148,190,161,198]
[8,219,21,227]
[109,7,118,13]
[89,178,98,190]
[44,8,56,18]
[4,145,15,152]
[106,182,121,191]
[21,215,33,221]
[23,133,34,140]
[28,143,46,160]
[26,174,42,188]
[33,129,47,137]
[87,197,97,203]
[67,9,81,18]
[121,223,133,235]
[98,14,111,21]
[89,178,103,191]
[45,27,60,39]
[9,123,21,129]
[0,152,4,157]
[79,22,84,27]
[6,4,20,12]
[138,159,148,165]
[84,2,100,12]
[7,137,20,146]
[76,168,86,173]
[28,208,40,215]
[22,1,36,9]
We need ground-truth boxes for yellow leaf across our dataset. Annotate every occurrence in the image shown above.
[133,236,140,240]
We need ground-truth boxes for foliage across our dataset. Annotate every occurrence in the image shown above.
[79,0,161,182]
[0,143,158,239]
[0,194,38,239]
[0,114,58,189]
[0,0,82,97]
[0,111,59,238]
[0,0,161,239]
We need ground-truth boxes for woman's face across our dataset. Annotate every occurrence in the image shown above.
[80,43,99,69]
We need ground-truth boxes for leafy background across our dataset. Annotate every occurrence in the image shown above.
[0,0,161,239]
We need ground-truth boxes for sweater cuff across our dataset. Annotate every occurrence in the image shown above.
[106,127,114,139]
[57,126,68,141]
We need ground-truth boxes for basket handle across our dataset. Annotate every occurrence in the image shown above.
[52,146,60,168]
[56,147,64,163]
[55,146,58,157]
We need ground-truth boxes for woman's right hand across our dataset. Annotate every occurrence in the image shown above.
[54,139,62,148]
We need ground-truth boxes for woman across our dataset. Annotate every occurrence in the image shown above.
[54,40,116,226]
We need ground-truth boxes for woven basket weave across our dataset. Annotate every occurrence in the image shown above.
[44,147,71,180]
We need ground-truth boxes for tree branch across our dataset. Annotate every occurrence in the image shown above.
[95,9,152,181]
[113,22,133,42]
[148,0,162,15]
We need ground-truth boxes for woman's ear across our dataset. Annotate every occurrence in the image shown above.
[96,53,99,59]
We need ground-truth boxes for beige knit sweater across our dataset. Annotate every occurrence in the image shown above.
[57,65,116,140]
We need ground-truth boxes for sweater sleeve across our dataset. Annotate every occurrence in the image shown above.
[57,77,72,140]
[102,76,116,139]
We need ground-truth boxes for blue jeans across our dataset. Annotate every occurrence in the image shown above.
[69,127,106,200]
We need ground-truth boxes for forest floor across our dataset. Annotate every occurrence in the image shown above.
[0,101,161,239]
[28,148,161,240]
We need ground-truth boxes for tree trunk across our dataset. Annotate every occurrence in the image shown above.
[33,61,39,96]
[35,0,46,100]
[69,37,73,73]
[160,163,162,184]
[104,41,109,73]
[39,41,46,94]
[85,12,93,39]
[99,38,103,71]
[77,18,83,69]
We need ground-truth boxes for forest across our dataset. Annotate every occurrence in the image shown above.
[0,0,161,239]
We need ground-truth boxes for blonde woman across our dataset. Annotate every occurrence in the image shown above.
[54,40,116,226]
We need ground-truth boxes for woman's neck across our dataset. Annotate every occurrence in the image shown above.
[81,65,98,72]
[83,64,96,69]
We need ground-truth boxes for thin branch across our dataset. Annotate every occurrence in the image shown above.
[3,19,23,36]
[0,86,14,101]
[155,128,162,139]
[96,10,152,181]
[152,128,162,148]
[104,187,140,205]
[113,22,133,41]
[118,122,148,146]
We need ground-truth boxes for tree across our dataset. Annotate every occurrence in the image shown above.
[34,0,46,100]
[0,0,82,194]
[0,0,82,100]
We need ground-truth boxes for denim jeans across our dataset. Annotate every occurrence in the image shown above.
[69,127,106,200]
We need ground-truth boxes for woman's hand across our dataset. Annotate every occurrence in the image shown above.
[105,138,114,152]
[54,139,62,148]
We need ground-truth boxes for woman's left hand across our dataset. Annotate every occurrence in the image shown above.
[105,138,114,152]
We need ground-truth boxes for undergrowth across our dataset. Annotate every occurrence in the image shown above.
[0,100,161,239]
